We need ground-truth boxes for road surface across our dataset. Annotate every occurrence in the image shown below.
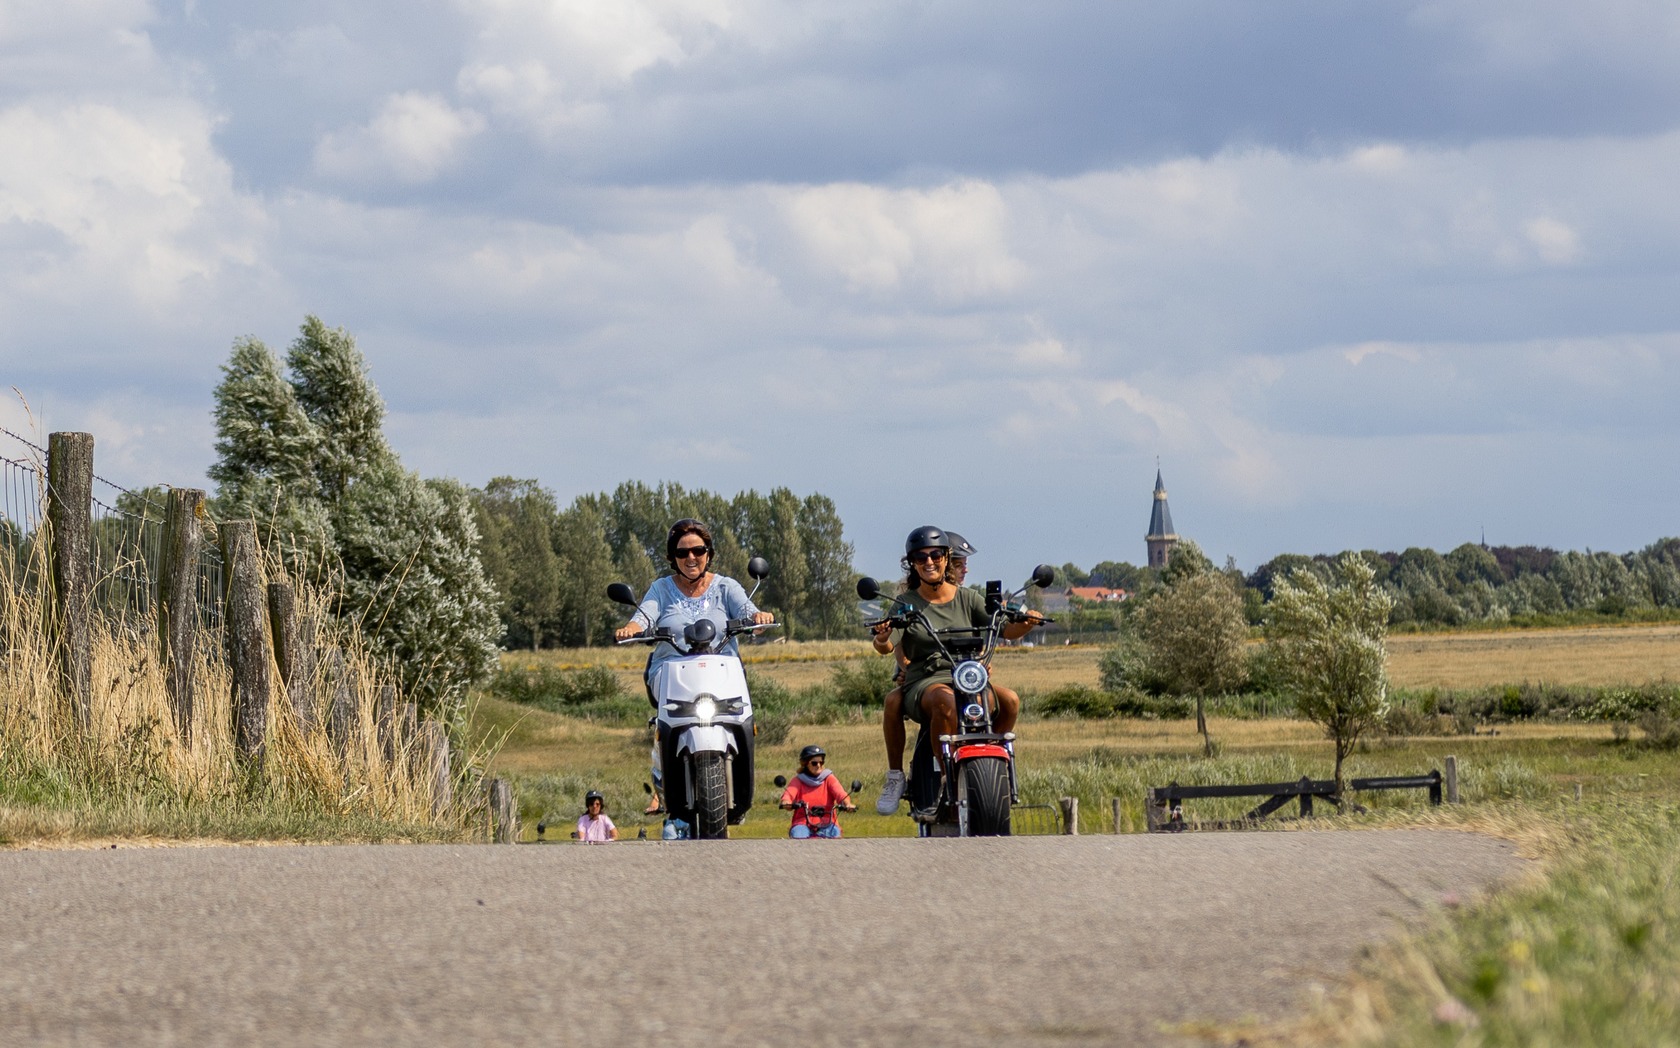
[1,829,1524,1046]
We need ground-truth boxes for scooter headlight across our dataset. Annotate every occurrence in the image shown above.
[693,694,718,724]
[952,660,989,695]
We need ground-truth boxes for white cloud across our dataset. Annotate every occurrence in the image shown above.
[778,180,1024,300]
[314,92,486,184]
[1524,215,1580,263]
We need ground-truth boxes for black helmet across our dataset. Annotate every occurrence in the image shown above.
[945,531,977,559]
[904,525,950,555]
[798,744,826,765]
[584,790,604,807]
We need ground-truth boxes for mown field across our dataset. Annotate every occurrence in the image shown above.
[476,622,1680,1046]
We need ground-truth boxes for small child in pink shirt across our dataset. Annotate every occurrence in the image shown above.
[575,791,617,843]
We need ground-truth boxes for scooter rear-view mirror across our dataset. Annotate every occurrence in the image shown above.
[1031,564,1056,589]
[607,582,637,607]
[856,577,882,600]
[747,556,770,580]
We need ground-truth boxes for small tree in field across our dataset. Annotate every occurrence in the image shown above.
[1136,564,1249,755]
[1265,553,1394,798]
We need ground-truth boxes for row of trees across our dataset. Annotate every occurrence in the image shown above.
[1061,537,1680,629]
[473,479,856,649]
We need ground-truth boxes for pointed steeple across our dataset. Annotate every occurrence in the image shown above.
[1145,467,1179,568]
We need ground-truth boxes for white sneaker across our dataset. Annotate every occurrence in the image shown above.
[876,770,907,815]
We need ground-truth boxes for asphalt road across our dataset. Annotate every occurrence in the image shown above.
[1,830,1524,1047]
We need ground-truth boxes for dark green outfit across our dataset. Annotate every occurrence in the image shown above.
[894,585,990,721]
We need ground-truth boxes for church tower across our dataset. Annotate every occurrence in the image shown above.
[1145,468,1179,568]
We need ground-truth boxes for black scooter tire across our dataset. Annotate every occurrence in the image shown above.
[693,751,730,839]
[958,757,1012,837]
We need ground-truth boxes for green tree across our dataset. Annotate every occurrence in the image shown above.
[286,316,392,501]
[1265,552,1394,797]
[797,493,854,639]
[552,497,619,647]
[334,465,500,713]
[474,478,562,650]
[1132,567,1249,755]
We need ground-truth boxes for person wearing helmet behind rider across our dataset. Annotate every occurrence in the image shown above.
[575,791,618,843]
[615,519,775,813]
[779,745,856,838]
[871,526,1041,815]
[873,530,1029,814]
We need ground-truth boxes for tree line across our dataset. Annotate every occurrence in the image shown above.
[1059,537,1680,629]
[472,478,857,649]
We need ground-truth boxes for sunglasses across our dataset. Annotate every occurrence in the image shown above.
[806,759,825,767]
[908,550,947,564]
[675,546,711,559]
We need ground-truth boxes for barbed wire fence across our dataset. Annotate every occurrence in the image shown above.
[1,424,226,633]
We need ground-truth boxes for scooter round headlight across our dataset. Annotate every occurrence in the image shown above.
[952,660,989,694]
[693,695,717,723]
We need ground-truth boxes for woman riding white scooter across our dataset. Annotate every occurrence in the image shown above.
[615,518,774,813]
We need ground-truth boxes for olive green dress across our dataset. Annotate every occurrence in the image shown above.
[894,586,990,719]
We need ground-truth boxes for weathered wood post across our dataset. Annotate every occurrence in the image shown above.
[220,520,271,764]
[267,579,314,732]
[489,778,518,843]
[157,487,204,742]
[1059,796,1080,835]
[1112,797,1124,834]
[377,685,398,761]
[325,648,356,755]
[1444,755,1460,804]
[46,432,94,726]
[419,720,451,819]
[1144,787,1164,832]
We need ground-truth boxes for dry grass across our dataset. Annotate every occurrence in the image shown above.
[1,538,476,846]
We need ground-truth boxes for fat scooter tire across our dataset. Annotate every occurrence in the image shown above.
[692,751,730,839]
[958,757,1012,837]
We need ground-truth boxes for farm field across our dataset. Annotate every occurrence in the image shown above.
[505,621,1680,695]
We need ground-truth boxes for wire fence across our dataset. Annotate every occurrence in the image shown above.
[1,425,225,632]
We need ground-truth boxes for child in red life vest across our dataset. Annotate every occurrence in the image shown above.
[779,745,855,838]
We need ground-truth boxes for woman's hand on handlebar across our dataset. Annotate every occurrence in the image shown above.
[870,621,893,653]
[615,622,644,641]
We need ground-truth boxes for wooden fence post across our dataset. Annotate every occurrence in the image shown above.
[220,520,271,764]
[268,580,317,733]
[1112,797,1124,834]
[325,648,355,755]
[157,487,204,742]
[1444,755,1460,804]
[419,720,451,819]
[489,778,518,843]
[46,432,94,726]
[377,685,398,761]
[1059,796,1079,835]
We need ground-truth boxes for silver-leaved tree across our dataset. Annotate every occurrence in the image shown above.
[210,316,498,716]
[1265,552,1395,798]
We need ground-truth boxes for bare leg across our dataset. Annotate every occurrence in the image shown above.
[993,684,1021,735]
[922,684,959,751]
[882,688,905,771]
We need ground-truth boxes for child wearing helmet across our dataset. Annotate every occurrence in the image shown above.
[779,745,855,838]
[575,791,618,843]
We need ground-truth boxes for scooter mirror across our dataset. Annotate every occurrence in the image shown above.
[851,780,862,793]
[684,617,718,649]
[607,582,638,607]
[773,775,788,788]
[747,556,771,580]
[1030,564,1056,589]
[856,576,881,600]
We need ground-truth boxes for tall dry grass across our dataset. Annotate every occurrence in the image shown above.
[0,532,477,845]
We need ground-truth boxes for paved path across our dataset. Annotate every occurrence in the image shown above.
[1,830,1524,1047]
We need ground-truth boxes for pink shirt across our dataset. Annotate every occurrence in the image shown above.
[576,813,616,842]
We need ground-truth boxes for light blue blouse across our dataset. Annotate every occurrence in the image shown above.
[635,574,760,677]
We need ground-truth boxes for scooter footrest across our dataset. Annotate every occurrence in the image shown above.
[910,805,941,824]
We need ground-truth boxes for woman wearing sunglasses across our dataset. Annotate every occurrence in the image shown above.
[870,526,1038,813]
[616,518,774,812]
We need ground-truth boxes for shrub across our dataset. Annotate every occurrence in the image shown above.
[830,657,894,708]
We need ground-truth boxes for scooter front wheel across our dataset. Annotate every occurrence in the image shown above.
[957,757,1012,837]
[692,751,730,839]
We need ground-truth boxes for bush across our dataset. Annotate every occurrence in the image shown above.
[830,657,894,708]
[1029,685,1194,720]
[488,664,637,720]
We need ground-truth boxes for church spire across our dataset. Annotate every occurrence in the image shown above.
[1145,467,1179,568]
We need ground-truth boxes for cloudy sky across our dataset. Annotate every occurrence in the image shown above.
[4,0,1678,580]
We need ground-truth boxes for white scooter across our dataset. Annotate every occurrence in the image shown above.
[607,557,774,840]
